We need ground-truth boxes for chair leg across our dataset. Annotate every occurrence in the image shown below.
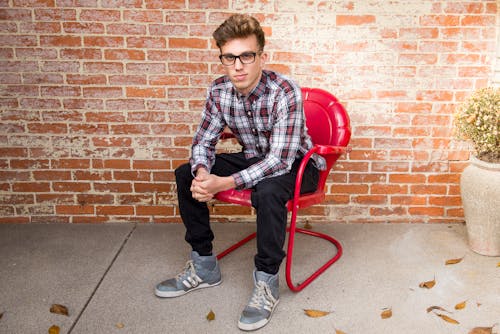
[216,225,342,293]
[216,232,256,260]
[285,226,343,292]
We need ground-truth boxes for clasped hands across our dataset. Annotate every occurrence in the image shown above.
[190,168,235,202]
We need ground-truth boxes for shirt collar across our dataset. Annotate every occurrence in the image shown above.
[234,70,268,103]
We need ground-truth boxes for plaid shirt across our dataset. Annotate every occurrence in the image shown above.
[190,70,326,190]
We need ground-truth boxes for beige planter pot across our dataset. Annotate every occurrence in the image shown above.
[460,156,500,256]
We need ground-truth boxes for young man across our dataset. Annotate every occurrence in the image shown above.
[155,14,325,331]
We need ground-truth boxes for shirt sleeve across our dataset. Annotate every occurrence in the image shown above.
[232,86,303,189]
[189,88,225,175]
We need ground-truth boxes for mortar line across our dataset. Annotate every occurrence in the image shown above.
[67,223,138,334]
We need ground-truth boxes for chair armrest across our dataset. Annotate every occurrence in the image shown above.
[314,144,351,156]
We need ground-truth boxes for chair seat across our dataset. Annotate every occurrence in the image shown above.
[215,189,325,211]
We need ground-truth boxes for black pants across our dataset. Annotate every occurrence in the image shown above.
[175,152,319,275]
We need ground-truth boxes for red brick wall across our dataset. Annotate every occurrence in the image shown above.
[0,1,497,224]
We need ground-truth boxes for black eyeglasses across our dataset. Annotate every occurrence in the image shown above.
[219,52,261,66]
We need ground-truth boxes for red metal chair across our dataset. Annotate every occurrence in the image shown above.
[214,87,351,292]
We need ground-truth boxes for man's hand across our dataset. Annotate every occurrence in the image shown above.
[190,168,236,202]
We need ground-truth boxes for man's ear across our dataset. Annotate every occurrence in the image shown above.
[260,52,268,67]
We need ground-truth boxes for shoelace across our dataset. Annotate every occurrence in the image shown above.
[176,260,202,288]
[248,281,277,312]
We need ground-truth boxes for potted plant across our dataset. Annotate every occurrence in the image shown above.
[454,86,500,256]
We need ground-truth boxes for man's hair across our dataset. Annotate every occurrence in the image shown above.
[213,14,265,51]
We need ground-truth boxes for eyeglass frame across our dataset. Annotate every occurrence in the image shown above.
[218,51,263,66]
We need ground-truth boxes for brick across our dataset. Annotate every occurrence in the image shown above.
[124,10,163,23]
[74,170,112,181]
[127,111,165,122]
[127,37,166,49]
[110,124,150,135]
[53,182,91,192]
[420,15,460,26]
[34,8,76,20]
[408,207,444,216]
[13,182,51,192]
[101,0,141,7]
[104,49,145,60]
[28,123,67,134]
[336,15,376,26]
[40,35,81,47]
[96,205,134,215]
[113,171,150,181]
[109,75,147,86]
[169,38,208,49]
[391,195,426,206]
[63,22,104,34]
[132,160,170,170]
[0,8,32,21]
[126,87,165,98]
[84,36,124,47]
[107,23,146,35]
[0,35,37,47]
[126,62,165,74]
[136,206,174,216]
[117,194,153,205]
[94,182,132,193]
[83,87,123,98]
[63,99,103,110]
[60,48,102,59]
[56,205,94,215]
[461,15,496,26]
[80,9,121,21]
[66,74,106,85]
[134,182,172,193]
[84,62,123,74]
[32,171,71,180]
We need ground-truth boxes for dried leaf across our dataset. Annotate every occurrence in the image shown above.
[445,257,464,265]
[0,312,3,320]
[469,326,494,334]
[206,309,215,321]
[48,325,60,334]
[426,306,450,313]
[455,300,466,310]
[115,323,124,329]
[419,277,436,289]
[303,221,313,230]
[381,308,392,319]
[50,304,68,316]
[335,329,347,334]
[303,309,331,318]
[436,314,459,324]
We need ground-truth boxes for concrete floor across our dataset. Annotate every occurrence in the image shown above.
[0,222,499,334]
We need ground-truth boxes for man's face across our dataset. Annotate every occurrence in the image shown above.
[219,35,267,96]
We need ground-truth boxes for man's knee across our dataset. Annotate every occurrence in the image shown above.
[175,163,192,185]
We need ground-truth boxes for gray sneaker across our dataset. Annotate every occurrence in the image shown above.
[155,251,222,298]
[238,270,280,331]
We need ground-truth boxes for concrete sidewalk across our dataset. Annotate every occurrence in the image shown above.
[0,222,499,334]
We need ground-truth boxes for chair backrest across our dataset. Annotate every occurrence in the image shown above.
[302,87,351,190]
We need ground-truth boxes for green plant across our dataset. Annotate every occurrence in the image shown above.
[454,87,500,163]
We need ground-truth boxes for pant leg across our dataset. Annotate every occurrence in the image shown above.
[176,152,258,256]
[175,163,213,255]
[251,159,319,275]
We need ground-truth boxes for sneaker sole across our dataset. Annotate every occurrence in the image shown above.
[154,279,222,298]
[237,299,280,331]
